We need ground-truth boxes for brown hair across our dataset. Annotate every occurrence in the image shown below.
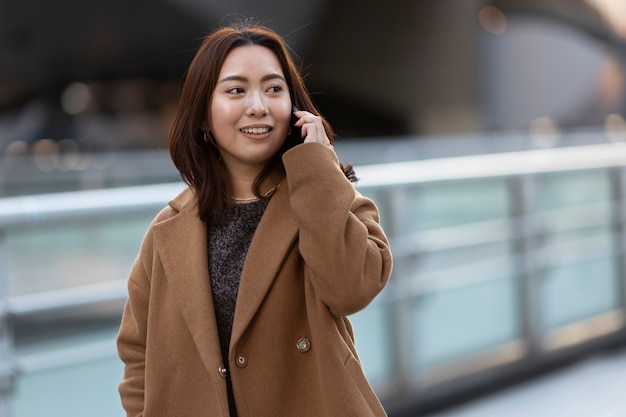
[169,22,354,223]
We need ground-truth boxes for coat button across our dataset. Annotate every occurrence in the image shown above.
[236,354,248,367]
[218,365,227,378]
[297,338,311,352]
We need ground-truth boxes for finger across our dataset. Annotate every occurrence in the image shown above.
[302,121,324,138]
[293,112,320,127]
[294,117,315,128]
[293,111,332,147]
[302,123,331,146]
[300,122,312,139]
[293,110,312,119]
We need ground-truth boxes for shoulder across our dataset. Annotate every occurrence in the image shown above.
[138,186,202,253]
[151,186,197,223]
[133,187,200,245]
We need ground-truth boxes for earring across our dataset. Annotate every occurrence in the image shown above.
[204,131,218,147]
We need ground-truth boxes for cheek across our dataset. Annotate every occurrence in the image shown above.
[275,103,292,130]
[210,99,236,124]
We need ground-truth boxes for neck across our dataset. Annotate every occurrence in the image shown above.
[223,161,262,199]
[222,157,284,201]
[227,170,284,203]
[230,177,257,200]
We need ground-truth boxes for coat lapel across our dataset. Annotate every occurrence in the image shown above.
[230,185,298,348]
[152,194,223,375]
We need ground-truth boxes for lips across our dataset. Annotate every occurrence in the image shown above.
[240,127,271,134]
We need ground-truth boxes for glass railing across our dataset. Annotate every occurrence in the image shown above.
[351,142,626,404]
[1,141,626,416]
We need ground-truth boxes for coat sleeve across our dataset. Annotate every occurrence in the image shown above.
[282,143,393,317]
[117,225,155,417]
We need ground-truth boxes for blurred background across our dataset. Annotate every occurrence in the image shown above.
[1,0,626,416]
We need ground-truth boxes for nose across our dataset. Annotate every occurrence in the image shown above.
[246,91,268,117]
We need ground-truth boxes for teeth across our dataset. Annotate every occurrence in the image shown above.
[241,127,270,134]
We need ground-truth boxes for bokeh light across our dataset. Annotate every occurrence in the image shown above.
[479,6,508,36]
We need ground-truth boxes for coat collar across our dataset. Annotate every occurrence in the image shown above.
[231,183,298,348]
[152,188,220,373]
[152,185,298,370]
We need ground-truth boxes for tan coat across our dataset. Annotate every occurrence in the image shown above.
[117,143,393,417]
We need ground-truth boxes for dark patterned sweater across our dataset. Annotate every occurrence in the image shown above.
[207,198,270,416]
[208,198,269,362]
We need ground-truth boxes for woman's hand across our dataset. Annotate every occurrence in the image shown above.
[293,110,334,148]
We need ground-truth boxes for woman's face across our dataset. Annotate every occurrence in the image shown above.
[209,45,292,175]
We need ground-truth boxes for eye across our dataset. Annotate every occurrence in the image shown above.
[227,87,245,95]
[267,85,284,94]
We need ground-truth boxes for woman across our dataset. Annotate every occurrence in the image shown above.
[117,22,393,417]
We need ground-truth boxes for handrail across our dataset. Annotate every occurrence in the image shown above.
[4,280,127,318]
[0,182,184,229]
[0,142,624,229]
[355,142,626,188]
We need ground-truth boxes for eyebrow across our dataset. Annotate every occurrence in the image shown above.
[217,73,286,84]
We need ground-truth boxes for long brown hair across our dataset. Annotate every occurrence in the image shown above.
[169,22,354,223]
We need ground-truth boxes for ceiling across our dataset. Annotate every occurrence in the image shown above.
[0,0,326,110]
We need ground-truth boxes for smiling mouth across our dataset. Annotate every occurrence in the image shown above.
[241,127,271,134]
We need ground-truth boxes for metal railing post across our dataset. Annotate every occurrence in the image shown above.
[0,231,15,417]
[509,174,544,355]
[385,184,420,394]
[609,167,626,320]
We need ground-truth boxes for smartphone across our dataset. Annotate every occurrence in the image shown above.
[291,105,303,142]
